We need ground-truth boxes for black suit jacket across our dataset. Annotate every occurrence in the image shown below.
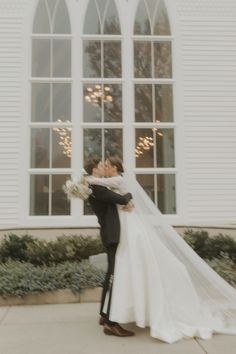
[88,185,132,246]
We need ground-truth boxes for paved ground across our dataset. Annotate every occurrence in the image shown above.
[0,303,235,354]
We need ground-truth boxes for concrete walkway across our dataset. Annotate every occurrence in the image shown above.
[0,303,235,354]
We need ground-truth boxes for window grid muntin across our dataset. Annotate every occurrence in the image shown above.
[30,0,72,216]
[134,1,175,214]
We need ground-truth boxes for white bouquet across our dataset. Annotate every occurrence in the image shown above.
[62,175,92,200]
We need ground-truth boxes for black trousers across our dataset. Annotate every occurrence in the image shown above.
[100,243,118,325]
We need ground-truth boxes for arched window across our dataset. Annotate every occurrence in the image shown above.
[83,0,122,214]
[134,0,176,214]
[83,0,122,159]
[30,0,72,216]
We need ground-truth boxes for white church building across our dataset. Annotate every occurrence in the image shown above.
[0,0,236,231]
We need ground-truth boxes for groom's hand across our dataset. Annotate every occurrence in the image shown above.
[122,200,134,212]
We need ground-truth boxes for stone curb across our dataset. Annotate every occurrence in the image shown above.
[0,287,102,306]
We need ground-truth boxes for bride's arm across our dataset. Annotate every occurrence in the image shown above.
[87,175,123,190]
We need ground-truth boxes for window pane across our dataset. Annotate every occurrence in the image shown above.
[104,129,123,158]
[84,0,101,34]
[33,0,50,34]
[136,174,155,203]
[83,41,101,77]
[134,0,151,35]
[30,175,49,215]
[103,0,121,34]
[32,39,50,77]
[52,175,70,215]
[154,42,172,78]
[83,84,102,122]
[53,39,71,77]
[84,129,102,160]
[31,128,50,168]
[155,129,175,167]
[154,0,171,35]
[47,0,57,18]
[31,83,50,122]
[53,0,71,34]
[136,174,176,214]
[135,129,154,167]
[53,83,71,122]
[135,84,152,122]
[155,85,173,122]
[104,84,122,122]
[134,41,151,78]
[104,41,121,78]
[157,174,176,214]
[52,129,71,168]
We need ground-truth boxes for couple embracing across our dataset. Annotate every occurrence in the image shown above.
[83,156,236,344]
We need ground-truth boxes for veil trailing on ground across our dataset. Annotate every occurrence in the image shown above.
[124,172,236,333]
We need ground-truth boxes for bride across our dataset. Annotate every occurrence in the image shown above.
[87,156,236,344]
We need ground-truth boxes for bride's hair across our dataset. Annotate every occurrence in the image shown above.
[107,156,124,174]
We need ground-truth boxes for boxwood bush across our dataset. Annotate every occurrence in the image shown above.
[0,260,105,298]
[0,233,105,266]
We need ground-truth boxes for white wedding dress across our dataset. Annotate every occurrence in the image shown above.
[88,174,236,344]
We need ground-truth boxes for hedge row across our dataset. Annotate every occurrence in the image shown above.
[0,260,105,298]
[0,233,105,266]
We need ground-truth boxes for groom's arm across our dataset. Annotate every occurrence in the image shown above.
[91,185,132,205]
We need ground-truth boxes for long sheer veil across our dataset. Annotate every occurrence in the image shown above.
[124,172,236,333]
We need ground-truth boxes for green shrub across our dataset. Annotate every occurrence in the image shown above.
[205,253,236,287]
[0,260,105,298]
[184,229,236,263]
[0,234,105,266]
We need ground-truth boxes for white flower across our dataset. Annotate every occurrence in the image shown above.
[62,177,92,200]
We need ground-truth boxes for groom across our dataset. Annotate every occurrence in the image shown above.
[84,157,134,337]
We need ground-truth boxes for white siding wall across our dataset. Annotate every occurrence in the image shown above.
[0,0,236,228]
[0,0,28,228]
[173,0,236,224]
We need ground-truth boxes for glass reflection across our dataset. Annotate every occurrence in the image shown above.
[104,129,123,158]
[52,175,70,215]
[30,175,49,215]
[53,83,71,122]
[136,174,176,214]
[53,39,71,77]
[134,0,151,35]
[136,174,155,203]
[104,42,121,78]
[135,84,152,122]
[31,128,49,168]
[31,83,50,122]
[84,129,102,160]
[155,85,173,122]
[33,0,50,33]
[83,41,101,77]
[157,174,176,214]
[103,0,121,34]
[135,129,154,167]
[134,41,151,78]
[84,84,102,122]
[32,39,50,77]
[104,84,122,122]
[52,129,71,168]
[53,0,71,34]
[154,0,171,35]
[155,129,175,168]
[83,0,101,34]
[154,42,172,78]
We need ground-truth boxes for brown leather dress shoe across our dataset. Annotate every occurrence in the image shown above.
[99,316,106,325]
[103,323,135,337]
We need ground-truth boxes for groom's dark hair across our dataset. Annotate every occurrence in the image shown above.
[84,157,101,175]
